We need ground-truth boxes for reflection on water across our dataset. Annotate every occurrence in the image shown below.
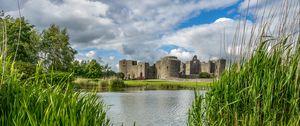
[97,90,206,126]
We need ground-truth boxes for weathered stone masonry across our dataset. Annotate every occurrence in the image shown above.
[119,55,226,79]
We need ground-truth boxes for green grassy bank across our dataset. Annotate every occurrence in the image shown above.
[124,80,211,90]
[74,78,212,90]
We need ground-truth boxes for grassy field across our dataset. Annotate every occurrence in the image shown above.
[124,80,211,90]
[74,78,212,90]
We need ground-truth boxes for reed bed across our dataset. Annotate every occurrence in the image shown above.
[0,60,110,125]
[188,1,300,125]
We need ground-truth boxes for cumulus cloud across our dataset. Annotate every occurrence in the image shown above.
[162,17,254,61]
[169,48,194,62]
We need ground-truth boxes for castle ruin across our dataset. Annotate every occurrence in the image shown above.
[119,55,226,79]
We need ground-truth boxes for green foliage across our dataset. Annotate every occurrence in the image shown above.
[116,72,125,79]
[40,24,77,71]
[199,72,211,78]
[0,60,110,125]
[85,59,102,78]
[108,78,125,91]
[188,94,204,126]
[44,71,75,85]
[102,64,116,78]
[188,36,300,125]
[14,61,36,79]
[71,59,117,79]
[0,16,39,63]
[124,80,210,90]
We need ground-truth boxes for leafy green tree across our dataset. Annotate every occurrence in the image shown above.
[0,16,40,63]
[40,24,76,71]
[116,72,125,80]
[85,59,102,78]
[102,64,116,78]
[71,60,84,76]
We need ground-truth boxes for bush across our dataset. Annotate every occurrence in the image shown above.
[116,72,125,80]
[14,61,36,79]
[108,78,125,91]
[199,72,211,78]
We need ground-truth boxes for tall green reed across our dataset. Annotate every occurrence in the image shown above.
[0,59,110,126]
[188,1,300,125]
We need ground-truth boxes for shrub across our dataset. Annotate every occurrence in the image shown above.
[108,78,125,91]
[14,61,36,79]
[116,72,125,80]
[199,72,211,78]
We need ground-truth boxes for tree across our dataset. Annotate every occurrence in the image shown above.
[71,60,84,76]
[116,72,125,80]
[0,16,40,63]
[85,59,102,78]
[40,24,76,71]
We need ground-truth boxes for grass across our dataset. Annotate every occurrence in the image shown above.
[75,77,125,91]
[188,1,300,125]
[124,80,211,90]
[74,78,102,85]
[74,78,212,90]
[0,60,110,126]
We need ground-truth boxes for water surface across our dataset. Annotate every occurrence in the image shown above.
[98,90,206,126]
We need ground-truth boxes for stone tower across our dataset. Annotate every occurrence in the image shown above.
[156,56,181,79]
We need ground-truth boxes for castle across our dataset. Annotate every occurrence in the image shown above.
[119,55,226,79]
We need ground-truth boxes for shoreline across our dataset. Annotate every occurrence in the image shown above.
[74,78,213,90]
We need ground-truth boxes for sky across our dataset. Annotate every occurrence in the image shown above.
[0,0,299,71]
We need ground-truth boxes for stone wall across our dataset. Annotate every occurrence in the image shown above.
[213,59,226,76]
[200,62,211,73]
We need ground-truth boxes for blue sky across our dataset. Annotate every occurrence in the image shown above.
[2,0,298,71]
[176,0,242,29]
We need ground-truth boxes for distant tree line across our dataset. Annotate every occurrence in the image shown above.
[0,16,118,79]
[71,59,122,79]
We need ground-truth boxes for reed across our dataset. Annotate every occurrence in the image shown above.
[0,60,110,126]
[188,1,300,125]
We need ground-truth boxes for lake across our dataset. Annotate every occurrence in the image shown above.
[98,90,206,126]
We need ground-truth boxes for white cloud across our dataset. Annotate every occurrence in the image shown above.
[162,17,254,61]
[85,50,96,59]
[109,56,115,60]
[115,64,119,72]
[214,18,234,23]
[168,48,194,62]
